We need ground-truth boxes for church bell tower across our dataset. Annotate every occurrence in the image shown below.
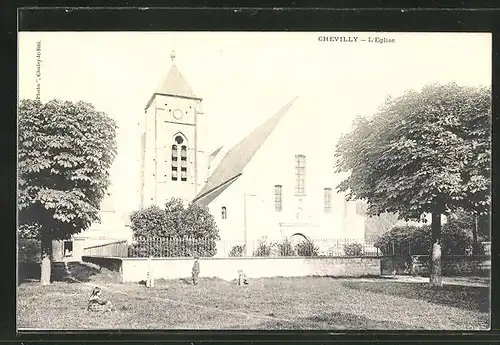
[140,51,207,208]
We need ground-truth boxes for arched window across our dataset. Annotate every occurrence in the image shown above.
[295,154,306,196]
[221,206,227,220]
[324,188,332,213]
[171,134,188,182]
[274,185,282,212]
[180,145,187,182]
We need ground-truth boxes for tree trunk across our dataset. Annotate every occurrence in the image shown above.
[472,214,479,255]
[40,231,52,285]
[429,211,442,287]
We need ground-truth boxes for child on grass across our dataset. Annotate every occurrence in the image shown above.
[238,269,249,285]
[87,286,113,312]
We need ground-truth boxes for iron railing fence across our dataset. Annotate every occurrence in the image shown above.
[128,236,217,258]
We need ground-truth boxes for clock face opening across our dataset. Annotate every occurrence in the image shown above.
[173,109,183,120]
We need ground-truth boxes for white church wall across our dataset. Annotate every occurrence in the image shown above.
[234,97,356,242]
[207,177,246,244]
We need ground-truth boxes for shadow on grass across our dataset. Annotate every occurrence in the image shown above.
[244,311,419,330]
[341,280,490,313]
[320,275,396,280]
[18,261,102,285]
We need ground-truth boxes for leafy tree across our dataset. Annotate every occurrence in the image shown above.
[374,224,473,256]
[129,198,220,257]
[446,208,490,252]
[18,99,117,285]
[335,83,490,286]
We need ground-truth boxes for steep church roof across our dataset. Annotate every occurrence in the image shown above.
[145,55,201,110]
[207,145,223,167]
[194,97,297,206]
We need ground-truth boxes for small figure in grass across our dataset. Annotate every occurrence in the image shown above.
[191,256,200,285]
[87,286,113,312]
[146,255,155,288]
[237,269,249,285]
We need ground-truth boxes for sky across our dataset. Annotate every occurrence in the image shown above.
[18,32,492,214]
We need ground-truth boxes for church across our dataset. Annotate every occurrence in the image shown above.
[138,53,367,256]
[61,52,367,260]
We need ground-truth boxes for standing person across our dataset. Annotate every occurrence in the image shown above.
[238,269,249,285]
[191,256,200,285]
[146,256,155,288]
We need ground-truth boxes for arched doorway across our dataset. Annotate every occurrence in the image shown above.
[289,232,309,247]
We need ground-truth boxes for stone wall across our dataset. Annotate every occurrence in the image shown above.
[381,255,409,275]
[411,255,491,277]
[83,256,382,283]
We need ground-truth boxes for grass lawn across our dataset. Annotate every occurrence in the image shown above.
[17,265,490,330]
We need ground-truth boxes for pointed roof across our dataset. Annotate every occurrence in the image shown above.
[156,63,198,98]
[145,61,201,110]
[194,97,297,206]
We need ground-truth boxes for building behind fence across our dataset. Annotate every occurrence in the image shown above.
[22,236,490,260]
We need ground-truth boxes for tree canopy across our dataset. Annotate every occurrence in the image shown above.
[129,198,220,257]
[18,99,118,240]
[335,83,490,286]
[335,83,491,221]
[130,198,220,240]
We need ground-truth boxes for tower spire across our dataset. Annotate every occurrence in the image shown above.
[170,50,176,62]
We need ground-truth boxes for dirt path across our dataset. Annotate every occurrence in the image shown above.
[377,275,489,287]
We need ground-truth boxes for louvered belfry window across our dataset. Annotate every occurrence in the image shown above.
[171,135,187,182]
[180,145,187,182]
[171,144,178,181]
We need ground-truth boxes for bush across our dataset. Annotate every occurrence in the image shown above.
[253,238,272,257]
[228,245,246,257]
[295,239,319,257]
[128,198,220,257]
[343,243,363,256]
[374,223,473,256]
[275,237,295,256]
